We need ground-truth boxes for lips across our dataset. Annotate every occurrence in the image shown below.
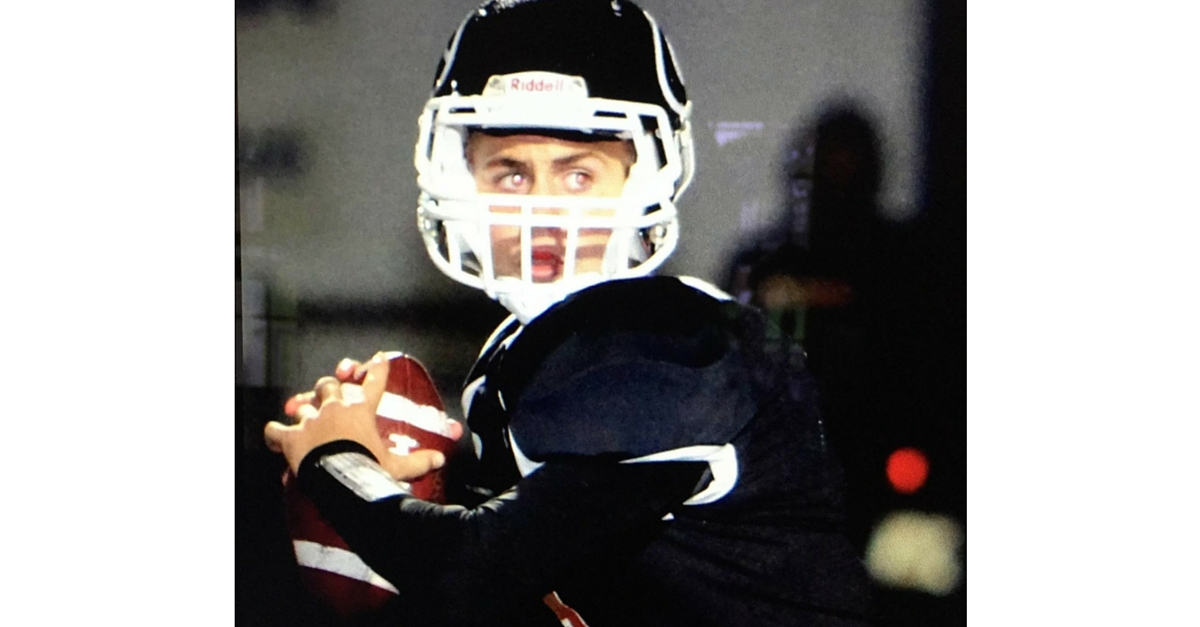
[530,246,564,282]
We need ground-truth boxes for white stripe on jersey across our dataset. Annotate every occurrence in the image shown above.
[623,443,739,506]
[676,275,734,302]
[292,540,399,593]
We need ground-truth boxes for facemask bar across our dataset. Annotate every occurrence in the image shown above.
[421,194,679,281]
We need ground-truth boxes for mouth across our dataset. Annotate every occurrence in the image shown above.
[529,247,564,282]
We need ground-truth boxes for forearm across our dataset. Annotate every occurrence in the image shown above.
[297,440,707,623]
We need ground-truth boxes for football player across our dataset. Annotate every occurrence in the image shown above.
[264,1,874,625]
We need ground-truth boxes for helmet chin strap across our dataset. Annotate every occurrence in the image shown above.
[495,281,596,324]
[497,291,559,325]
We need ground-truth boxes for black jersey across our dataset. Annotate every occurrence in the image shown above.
[297,276,873,626]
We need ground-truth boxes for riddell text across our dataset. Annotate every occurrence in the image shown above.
[512,78,565,93]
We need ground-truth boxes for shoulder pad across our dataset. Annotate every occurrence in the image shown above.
[496,276,759,460]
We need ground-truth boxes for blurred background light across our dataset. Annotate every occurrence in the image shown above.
[865,510,963,596]
[887,446,929,494]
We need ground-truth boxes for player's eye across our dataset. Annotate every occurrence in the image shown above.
[493,171,529,193]
[564,171,592,193]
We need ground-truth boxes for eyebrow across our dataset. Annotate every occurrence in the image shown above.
[480,151,608,171]
[479,156,526,171]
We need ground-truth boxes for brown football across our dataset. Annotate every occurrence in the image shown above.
[282,352,457,616]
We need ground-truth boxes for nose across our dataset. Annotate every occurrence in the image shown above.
[528,179,568,219]
[526,176,567,230]
[530,206,567,244]
[527,175,568,200]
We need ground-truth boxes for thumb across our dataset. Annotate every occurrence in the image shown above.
[382,449,446,482]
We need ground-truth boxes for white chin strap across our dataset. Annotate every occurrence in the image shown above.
[496,286,574,325]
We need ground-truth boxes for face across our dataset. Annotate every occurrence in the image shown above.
[466,133,634,283]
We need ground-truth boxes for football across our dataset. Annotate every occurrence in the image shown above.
[282,352,458,616]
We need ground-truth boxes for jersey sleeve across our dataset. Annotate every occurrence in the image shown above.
[296,440,707,625]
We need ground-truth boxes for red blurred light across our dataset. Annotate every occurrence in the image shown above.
[886,447,929,494]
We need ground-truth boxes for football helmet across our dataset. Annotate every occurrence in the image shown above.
[414,0,695,322]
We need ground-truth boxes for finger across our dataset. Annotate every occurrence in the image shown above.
[295,403,319,422]
[313,376,342,407]
[263,421,293,453]
[382,449,446,481]
[283,392,315,419]
[446,418,464,442]
[265,421,306,475]
[359,353,391,410]
[335,358,362,382]
[352,351,397,382]
[351,357,375,383]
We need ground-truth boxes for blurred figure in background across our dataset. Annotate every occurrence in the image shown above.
[723,105,909,550]
[722,102,966,624]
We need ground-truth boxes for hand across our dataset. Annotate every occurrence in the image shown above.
[281,357,367,419]
[284,356,465,442]
[265,353,448,481]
